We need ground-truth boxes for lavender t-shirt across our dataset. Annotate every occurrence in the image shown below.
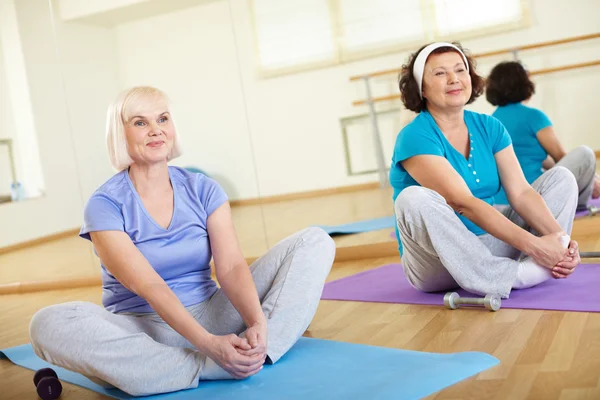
[80,166,227,313]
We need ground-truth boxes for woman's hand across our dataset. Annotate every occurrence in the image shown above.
[238,322,268,359]
[529,232,568,269]
[205,334,265,379]
[551,240,581,279]
[592,175,600,199]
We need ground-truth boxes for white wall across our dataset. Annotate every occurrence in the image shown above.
[57,0,216,26]
[115,1,262,199]
[58,0,145,21]
[52,20,120,201]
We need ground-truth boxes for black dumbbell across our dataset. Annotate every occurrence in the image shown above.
[33,368,62,400]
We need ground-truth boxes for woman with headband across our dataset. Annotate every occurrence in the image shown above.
[485,61,600,209]
[389,42,580,298]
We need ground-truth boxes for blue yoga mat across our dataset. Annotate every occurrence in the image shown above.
[1,337,498,400]
[316,216,396,236]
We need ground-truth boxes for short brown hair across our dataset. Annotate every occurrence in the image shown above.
[485,61,535,106]
[398,42,485,113]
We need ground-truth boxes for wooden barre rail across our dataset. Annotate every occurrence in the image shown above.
[349,32,600,82]
[0,275,102,295]
[529,59,600,76]
[476,32,600,58]
[352,59,600,106]
[0,256,259,295]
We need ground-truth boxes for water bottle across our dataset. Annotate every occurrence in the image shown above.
[10,181,24,201]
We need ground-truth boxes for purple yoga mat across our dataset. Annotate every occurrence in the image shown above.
[576,197,600,217]
[322,263,600,312]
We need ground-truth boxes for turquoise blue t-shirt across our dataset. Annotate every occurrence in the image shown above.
[80,166,227,313]
[389,110,512,255]
[492,103,552,204]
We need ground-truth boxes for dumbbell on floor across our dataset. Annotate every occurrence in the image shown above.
[444,292,502,312]
[34,368,62,400]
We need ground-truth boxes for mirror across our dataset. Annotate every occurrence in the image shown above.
[0,0,98,286]
[46,0,270,281]
[0,0,46,204]
[3,0,598,289]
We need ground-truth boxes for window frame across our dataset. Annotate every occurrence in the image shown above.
[249,0,531,78]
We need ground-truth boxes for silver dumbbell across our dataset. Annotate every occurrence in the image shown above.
[588,206,600,217]
[443,292,501,312]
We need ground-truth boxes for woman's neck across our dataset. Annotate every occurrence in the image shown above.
[427,105,465,133]
[128,162,172,197]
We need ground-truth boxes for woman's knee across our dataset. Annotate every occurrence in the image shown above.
[29,302,94,352]
[395,186,442,216]
[571,145,596,168]
[299,227,336,269]
[547,165,578,194]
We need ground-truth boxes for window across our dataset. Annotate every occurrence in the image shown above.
[433,0,525,37]
[250,0,527,76]
[252,0,337,72]
[338,0,427,56]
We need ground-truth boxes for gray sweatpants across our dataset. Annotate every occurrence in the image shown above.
[553,145,596,210]
[395,166,577,299]
[29,227,335,397]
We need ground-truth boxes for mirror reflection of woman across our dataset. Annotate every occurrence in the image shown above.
[485,61,600,209]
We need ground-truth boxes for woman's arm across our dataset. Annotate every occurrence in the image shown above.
[537,126,567,162]
[401,153,565,268]
[496,146,580,276]
[90,231,263,378]
[207,202,267,350]
[495,145,564,236]
[91,231,215,350]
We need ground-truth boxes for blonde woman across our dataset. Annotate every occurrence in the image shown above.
[29,87,335,396]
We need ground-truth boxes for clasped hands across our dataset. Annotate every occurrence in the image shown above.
[204,321,268,379]
[532,232,581,279]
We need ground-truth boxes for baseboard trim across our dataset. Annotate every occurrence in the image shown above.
[0,228,81,255]
[229,182,381,206]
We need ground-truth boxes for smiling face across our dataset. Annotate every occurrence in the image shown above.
[422,51,472,112]
[122,93,175,168]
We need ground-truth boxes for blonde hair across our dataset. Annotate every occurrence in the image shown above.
[106,86,183,171]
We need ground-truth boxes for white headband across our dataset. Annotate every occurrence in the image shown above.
[413,42,469,99]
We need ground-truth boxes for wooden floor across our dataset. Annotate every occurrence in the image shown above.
[2,187,600,399]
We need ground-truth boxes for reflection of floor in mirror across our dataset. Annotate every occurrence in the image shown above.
[4,181,600,284]
[0,235,100,285]
[0,185,397,284]
[233,185,397,257]
[2,252,600,399]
